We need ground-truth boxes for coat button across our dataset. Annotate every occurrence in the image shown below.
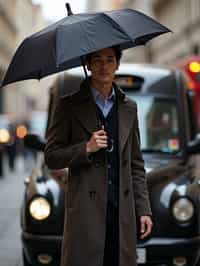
[94,161,104,167]
[94,162,100,167]
[94,161,102,167]
[108,180,112,185]
[124,189,130,197]
[107,164,111,169]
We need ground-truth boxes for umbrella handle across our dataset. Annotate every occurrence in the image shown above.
[65,3,73,16]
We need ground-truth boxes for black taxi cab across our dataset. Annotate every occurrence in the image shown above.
[21,63,200,266]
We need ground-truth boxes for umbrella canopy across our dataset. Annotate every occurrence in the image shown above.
[1,6,171,87]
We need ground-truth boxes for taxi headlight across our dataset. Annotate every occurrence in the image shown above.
[29,197,51,220]
[0,129,10,143]
[172,198,194,223]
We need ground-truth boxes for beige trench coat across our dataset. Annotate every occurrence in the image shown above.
[44,79,152,266]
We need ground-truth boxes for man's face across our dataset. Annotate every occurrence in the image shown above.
[87,48,119,86]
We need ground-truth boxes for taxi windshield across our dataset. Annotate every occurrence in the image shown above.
[126,94,180,154]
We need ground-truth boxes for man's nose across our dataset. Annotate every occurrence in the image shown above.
[100,61,109,69]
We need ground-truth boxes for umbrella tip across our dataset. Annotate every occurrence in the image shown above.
[65,3,73,16]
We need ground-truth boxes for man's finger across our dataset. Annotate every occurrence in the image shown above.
[140,223,152,239]
[95,129,107,135]
[97,135,107,141]
[140,220,145,234]
[96,139,107,145]
[98,144,108,148]
[140,216,153,239]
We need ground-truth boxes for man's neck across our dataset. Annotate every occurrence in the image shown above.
[91,80,113,98]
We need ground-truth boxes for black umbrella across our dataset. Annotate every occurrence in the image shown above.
[1,3,171,87]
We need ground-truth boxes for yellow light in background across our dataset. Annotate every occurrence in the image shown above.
[16,125,27,139]
[0,129,10,143]
[127,76,134,87]
[189,62,200,73]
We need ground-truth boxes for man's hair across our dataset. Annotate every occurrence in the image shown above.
[86,45,122,64]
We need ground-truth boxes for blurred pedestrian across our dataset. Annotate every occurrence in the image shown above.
[5,122,17,171]
[45,46,153,266]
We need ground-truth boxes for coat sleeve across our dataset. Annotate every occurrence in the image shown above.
[44,98,92,170]
[131,105,152,218]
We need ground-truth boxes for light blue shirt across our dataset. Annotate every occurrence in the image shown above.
[91,87,115,118]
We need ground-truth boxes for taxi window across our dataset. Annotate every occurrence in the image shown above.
[126,94,180,154]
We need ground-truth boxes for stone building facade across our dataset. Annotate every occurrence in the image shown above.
[0,0,50,115]
[0,0,18,113]
[86,0,200,64]
[87,0,121,11]
[149,0,200,64]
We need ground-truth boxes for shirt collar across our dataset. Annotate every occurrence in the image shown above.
[91,86,115,102]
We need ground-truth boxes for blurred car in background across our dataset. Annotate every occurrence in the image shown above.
[12,111,48,168]
[21,64,200,266]
[174,55,200,130]
[0,110,47,176]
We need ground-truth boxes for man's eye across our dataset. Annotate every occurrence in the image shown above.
[92,57,115,64]
[93,58,101,63]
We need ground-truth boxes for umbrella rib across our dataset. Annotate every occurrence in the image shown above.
[103,10,170,46]
[103,13,134,44]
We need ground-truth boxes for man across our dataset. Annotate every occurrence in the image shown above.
[45,46,153,266]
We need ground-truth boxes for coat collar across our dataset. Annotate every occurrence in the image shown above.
[70,78,126,103]
[70,78,135,153]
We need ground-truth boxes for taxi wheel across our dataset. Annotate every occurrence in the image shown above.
[23,250,32,266]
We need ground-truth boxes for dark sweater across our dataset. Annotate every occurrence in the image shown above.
[96,101,119,266]
[96,101,119,208]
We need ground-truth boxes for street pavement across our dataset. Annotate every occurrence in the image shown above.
[0,156,33,266]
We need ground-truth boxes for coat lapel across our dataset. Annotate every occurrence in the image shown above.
[115,86,136,153]
[70,79,99,134]
[118,98,135,153]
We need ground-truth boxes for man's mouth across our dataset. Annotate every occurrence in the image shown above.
[100,73,110,75]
